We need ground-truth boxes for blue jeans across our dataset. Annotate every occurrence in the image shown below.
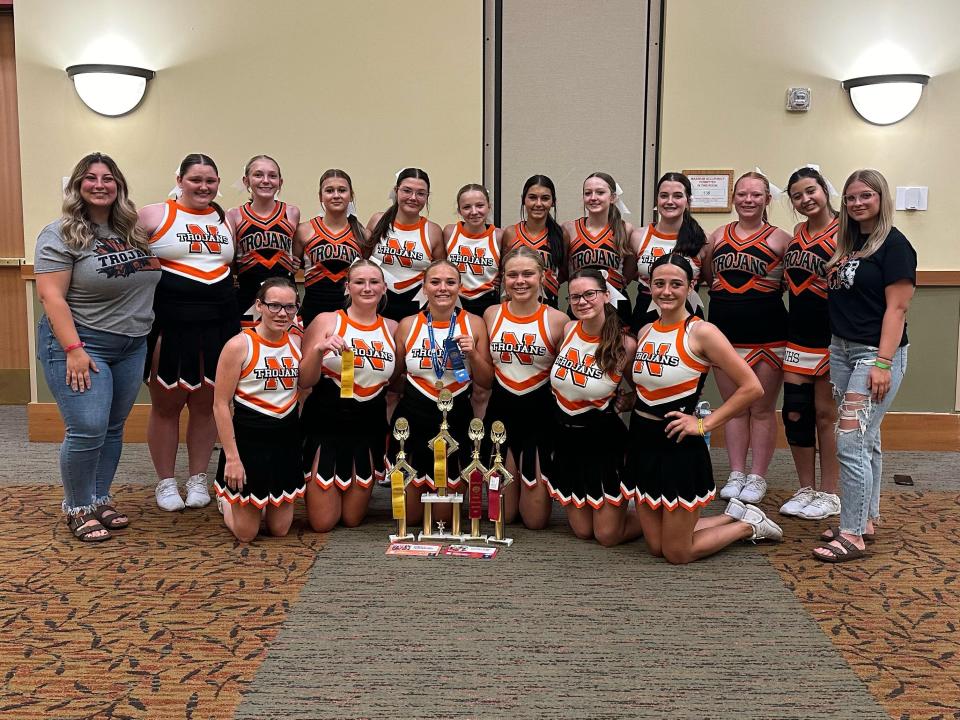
[829,336,908,536]
[38,316,146,515]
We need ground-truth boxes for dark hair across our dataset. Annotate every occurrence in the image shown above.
[521,174,565,272]
[178,153,226,223]
[785,166,837,218]
[656,172,706,257]
[255,276,298,303]
[584,172,629,256]
[733,171,771,224]
[568,268,625,376]
[650,252,695,282]
[319,168,373,254]
[370,167,430,246]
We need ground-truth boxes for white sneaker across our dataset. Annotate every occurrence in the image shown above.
[724,497,747,520]
[185,473,211,508]
[779,486,817,516]
[719,471,747,500]
[739,474,768,503]
[156,477,185,512]
[741,503,783,542]
[798,492,841,520]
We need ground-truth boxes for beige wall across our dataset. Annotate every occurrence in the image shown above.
[15,0,483,258]
[660,0,960,270]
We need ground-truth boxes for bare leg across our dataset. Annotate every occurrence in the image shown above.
[593,503,643,547]
[265,503,294,537]
[565,504,594,540]
[341,478,374,527]
[148,380,187,481]
[661,508,753,564]
[305,481,341,532]
[501,449,520,524]
[714,367,748,473]
[747,361,783,477]
[224,502,261,543]
[518,451,552,530]
[185,384,218,476]
[636,503,663,557]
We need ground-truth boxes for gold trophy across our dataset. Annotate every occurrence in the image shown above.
[460,418,488,542]
[388,417,416,542]
[419,389,465,541]
[485,420,514,547]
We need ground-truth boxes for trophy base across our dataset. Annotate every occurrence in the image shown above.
[418,532,465,542]
[461,533,489,542]
[389,533,416,542]
[487,537,514,547]
[420,493,464,504]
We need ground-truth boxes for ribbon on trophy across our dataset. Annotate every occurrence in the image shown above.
[469,469,484,520]
[390,468,405,520]
[433,437,447,491]
[339,349,355,399]
[487,473,501,521]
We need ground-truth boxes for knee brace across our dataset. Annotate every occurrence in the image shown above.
[782,382,816,447]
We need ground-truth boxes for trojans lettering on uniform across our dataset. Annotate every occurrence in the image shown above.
[178,223,224,254]
[378,238,423,266]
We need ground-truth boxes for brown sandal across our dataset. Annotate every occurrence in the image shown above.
[820,526,875,544]
[812,535,866,563]
[66,513,112,542]
[92,504,129,530]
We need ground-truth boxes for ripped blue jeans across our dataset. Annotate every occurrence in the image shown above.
[829,337,908,536]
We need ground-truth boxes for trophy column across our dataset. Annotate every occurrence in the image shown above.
[419,389,465,542]
[486,421,514,547]
[460,418,488,542]
[388,418,416,542]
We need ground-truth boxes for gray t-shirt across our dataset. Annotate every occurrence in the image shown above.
[34,220,162,336]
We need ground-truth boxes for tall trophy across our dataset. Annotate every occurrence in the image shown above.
[419,389,465,541]
[485,420,514,546]
[460,418,488,542]
[388,418,416,542]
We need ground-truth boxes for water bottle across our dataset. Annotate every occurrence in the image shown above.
[695,401,712,448]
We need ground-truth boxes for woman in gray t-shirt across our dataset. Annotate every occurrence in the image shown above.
[35,153,161,542]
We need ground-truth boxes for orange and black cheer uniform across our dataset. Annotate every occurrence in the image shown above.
[708,222,786,368]
[234,201,296,325]
[213,329,305,507]
[567,218,631,322]
[147,199,239,390]
[486,303,557,487]
[370,217,434,321]
[388,310,474,490]
[447,221,501,316]
[628,317,714,511]
[300,217,364,327]
[783,219,838,376]
[301,310,397,489]
[629,224,704,332]
[547,322,631,508]
[511,222,561,307]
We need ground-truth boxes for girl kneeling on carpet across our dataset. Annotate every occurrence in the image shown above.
[299,260,398,531]
[621,254,782,564]
[213,278,305,542]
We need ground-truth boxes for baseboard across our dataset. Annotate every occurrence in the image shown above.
[28,403,188,443]
[0,369,29,404]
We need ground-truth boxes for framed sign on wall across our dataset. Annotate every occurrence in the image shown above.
[683,169,733,213]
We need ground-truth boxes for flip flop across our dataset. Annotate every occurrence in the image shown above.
[812,535,866,563]
[66,513,112,543]
[820,526,875,544]
[92,504,129,530]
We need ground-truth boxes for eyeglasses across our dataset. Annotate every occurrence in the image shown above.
[260,301,300,314]
[568,289,603,304]
[397,187,428,200]
[843,191,878,205]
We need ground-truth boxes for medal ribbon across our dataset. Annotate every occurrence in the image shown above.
[426,310,459,382]
[390,468,405,519]
[339,349,355,399]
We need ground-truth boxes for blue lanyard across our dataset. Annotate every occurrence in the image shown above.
[426,310,458,381]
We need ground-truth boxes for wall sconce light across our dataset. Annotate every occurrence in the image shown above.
[66,64,155,117]
[842,74,929,125]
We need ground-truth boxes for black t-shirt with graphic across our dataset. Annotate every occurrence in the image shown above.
[828,227,916,347]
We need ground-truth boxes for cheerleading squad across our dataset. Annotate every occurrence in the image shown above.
[36,154,915,565]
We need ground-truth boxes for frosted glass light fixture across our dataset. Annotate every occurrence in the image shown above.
[66,64,155,117]
[842,74,929,125]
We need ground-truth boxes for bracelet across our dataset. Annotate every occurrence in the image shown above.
[697,418,705,437]
[63,341,86,353]
[876,356,893,363]
[874,360,892,370]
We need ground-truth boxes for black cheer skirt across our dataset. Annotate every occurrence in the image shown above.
[387,385,474,490]
[708,293,786,346]
[546,407,630,509]
[459,292,501,318]
[301,379,389,489]
[484,382,554,487]
[626,413,715,512]
[300,280,347,328]
[381,287,425,322]
[214,406,305,507]
[147,275,239,391]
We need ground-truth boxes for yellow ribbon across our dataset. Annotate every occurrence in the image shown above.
[390,469,405,519]
[433,438,447,493]
[340,349,355,399]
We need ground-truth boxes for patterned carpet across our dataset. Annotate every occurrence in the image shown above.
[0,485,325,719]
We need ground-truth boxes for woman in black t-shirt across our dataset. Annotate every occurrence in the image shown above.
[813,169,916,563]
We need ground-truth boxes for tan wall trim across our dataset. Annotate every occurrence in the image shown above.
[29,402,188,443]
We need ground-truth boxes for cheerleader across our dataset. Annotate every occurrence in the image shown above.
[562,172,636,323]
[702,171,791,504]
[778,167,840,521]
[212,278,304,542]
[623,254,781,564]
[501,175,565,308]
[548,269,642,546]
[227,155,299,325]
[299,260,397,531]
[443,184,504,316]
[628,172,707,333]
[138,154,238,512]
[483,247,567,528]
[366,168,445,321]
[294,169,370,327]
[389,259,494,523]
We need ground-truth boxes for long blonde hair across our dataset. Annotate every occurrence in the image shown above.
[829,169,894,269]
[61,152,146,252]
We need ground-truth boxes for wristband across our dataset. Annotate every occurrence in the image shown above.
[874,360,892,370]
[63,341,86,353]
[876,356,893,364]
[697,418,705,437]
